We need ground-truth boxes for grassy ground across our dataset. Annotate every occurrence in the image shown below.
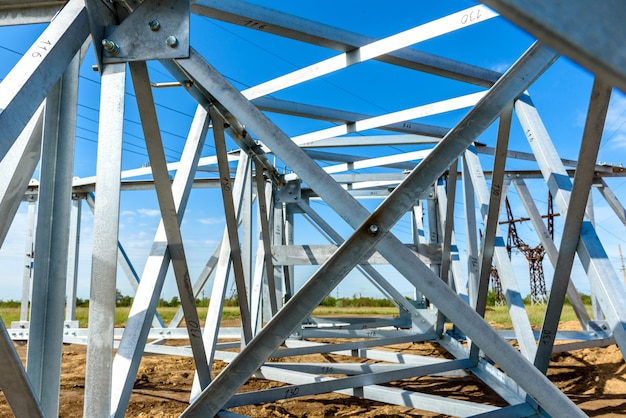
[1,303,591,329]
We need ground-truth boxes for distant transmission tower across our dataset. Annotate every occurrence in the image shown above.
[504,194,555,305]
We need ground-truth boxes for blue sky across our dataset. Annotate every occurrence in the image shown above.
[0,1,625,303]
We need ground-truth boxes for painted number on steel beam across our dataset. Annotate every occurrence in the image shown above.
[31,40,52,58]
[461,8,484,25]
[284,387,300,398]
[243,20,267,31]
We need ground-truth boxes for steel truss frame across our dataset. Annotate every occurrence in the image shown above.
[0,1,625,417]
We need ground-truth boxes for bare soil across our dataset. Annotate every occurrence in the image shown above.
[1,321,625,417]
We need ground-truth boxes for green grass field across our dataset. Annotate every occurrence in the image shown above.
[0,303,590,329]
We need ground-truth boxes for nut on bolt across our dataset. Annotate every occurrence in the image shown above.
[166,35,178,48]
[102,39,120,56]
[368,224,380,236]
[148,19,161,31]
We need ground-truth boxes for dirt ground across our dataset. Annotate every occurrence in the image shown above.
[1,321,625,417]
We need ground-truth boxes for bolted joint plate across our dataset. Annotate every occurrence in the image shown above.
[101,0,190,64]
[275,181,301,203]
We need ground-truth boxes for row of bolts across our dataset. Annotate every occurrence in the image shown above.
[102,19,177,56]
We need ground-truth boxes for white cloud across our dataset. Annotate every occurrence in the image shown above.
[137,208,161,217]
[198,217,224,225]
[604,91,626,151]
[120,210,135,217]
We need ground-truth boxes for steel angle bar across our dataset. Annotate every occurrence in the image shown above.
[27,51,79,416]
[0,105,43,247]
[434,181,467,303]
[226,359,471,408]
[0,2,62,25]
[479,0,626,92]
[292,91,486,146]
[19,201,36,323]
[192,0,501,87]
[253,171,278,315]
[513,179,590,326]
[515,93,626,361]
[83,62,126,418]
[434,164,458,334]
[0,0,88,160]
[475,142,614,173]
[597,178,626,227]
[533,79,612,374]
[168,242,222,328]
[301,134,440,148]
[461,156,480,308]
[179,43,583,418]
[240,5,496,101]
[272,244,439,266]
[0,320,44,417]
[127,61,210,389]
[321,149,432,175]
[190,151,251,400]
[265,362,464,375]
[296,200,436,331]
[109,103,210,417]
[463,146,537,361]
[253,97,449,138]
[65,198,81,323]
[475,107,512,317]
[210,107,253,344]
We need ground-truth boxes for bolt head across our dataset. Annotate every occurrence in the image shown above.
[149,19,161,31]
[166,35,178,48]
[368,224,379,235]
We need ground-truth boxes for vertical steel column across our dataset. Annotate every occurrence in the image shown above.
[26,50,79,416]
[83,62,126,418]
[65,196,82,323]
[516,93,626,360]
[19,200,36,323]
[273,200,286,305]
[435,161,458,335]
[461,156,479,306]
[412,201,426,305]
